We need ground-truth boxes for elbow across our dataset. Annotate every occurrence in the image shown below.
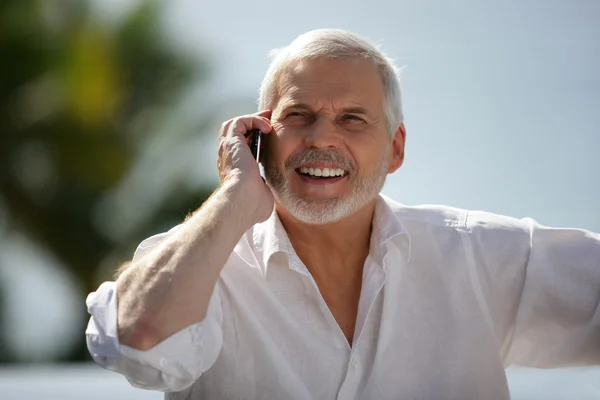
[115,270,163,351]
[121,331,160,351]
[117,311,163,351]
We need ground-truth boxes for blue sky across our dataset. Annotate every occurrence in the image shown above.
[160,0,599,232]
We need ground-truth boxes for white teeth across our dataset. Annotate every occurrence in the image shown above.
[298,166,347,177]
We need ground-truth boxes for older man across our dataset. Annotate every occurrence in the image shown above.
[86,29,600,399]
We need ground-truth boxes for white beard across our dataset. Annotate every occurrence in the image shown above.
[264,146,390,225]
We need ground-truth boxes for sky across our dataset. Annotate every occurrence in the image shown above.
[160,0,600,232]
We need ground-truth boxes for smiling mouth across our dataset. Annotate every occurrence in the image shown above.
[295,167,348,179]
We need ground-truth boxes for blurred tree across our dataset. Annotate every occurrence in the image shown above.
[0,0,217,362]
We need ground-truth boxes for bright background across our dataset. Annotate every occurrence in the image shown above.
[1,0,598,398]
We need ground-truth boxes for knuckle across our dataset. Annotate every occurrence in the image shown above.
[219,119,234,136]
[230,117,244,131]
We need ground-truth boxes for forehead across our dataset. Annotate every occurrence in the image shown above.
[275,58,385,109]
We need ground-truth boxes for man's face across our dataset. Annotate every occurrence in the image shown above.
[263,58,404,225]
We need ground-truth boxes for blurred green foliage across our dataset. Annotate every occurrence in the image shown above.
[0,0,217,362]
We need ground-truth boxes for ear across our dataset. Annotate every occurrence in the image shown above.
[387,123,406,173]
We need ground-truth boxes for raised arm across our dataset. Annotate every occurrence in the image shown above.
[506,219,600,367]
[118,111,273,349]
[466,211,600,367]
[85,111,274,390]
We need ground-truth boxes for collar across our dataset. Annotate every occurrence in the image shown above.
[371,194,412,266]
[245,194,411,275]
[254,207,293,274]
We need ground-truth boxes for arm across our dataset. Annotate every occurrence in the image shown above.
[466,211,600,367]
[116,178,260,350]
[85,111,274,390]
[506,219,600,367]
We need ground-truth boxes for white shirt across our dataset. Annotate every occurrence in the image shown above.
[86,195,600,399]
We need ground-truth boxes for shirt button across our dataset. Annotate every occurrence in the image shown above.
[350,358,359,368]
[159,357,168,367]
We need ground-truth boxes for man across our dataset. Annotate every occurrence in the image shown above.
[86,29,600,399]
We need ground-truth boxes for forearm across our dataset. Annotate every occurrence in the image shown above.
[116,177,257,350]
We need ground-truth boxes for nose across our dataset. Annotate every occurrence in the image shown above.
[302,117,341,149]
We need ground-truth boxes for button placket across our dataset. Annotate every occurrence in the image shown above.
[336,352,362,400]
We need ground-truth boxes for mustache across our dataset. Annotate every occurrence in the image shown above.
[284,149,356,172]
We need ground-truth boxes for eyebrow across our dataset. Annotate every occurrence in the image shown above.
[280,102,371,116]
[280,102,312,111]
[340,106,369,115]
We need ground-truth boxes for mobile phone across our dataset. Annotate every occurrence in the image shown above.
[249,129,262,162]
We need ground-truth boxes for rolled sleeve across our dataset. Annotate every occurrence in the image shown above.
[85,227,223,392]
[86,282,223,391]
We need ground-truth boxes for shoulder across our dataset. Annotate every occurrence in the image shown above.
[381,194,530,235]
[382,194,469,231]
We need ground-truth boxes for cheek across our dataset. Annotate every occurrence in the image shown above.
[348,140,389,173]
[346,136,370,158]
[267,127,302,164]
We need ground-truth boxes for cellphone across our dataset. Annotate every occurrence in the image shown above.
[249,129,262,162]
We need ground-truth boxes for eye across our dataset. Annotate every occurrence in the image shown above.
[342,114,365,122]
[288,111,307,117]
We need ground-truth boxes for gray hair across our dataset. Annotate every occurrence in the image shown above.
[258,29,404,136]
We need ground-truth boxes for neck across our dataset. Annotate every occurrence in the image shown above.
[276,199,376,276]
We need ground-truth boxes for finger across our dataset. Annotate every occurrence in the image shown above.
[229,115,272,138]
[255,110,273,134]
[255,109,272,119]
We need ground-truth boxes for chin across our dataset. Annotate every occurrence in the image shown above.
[290,209,349,226]
[278,193,361,225]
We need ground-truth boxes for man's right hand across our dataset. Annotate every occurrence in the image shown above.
[217,110,275,223]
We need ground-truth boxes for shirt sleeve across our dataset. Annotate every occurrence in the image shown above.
[85,229,224,392]
[467,211,600,367]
